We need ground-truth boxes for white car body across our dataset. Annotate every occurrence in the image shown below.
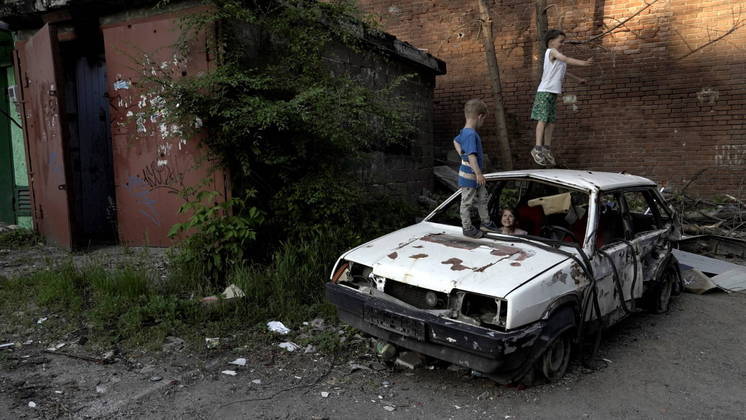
[326,170,681,382]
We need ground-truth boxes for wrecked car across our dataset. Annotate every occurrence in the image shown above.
[326,169,682,384]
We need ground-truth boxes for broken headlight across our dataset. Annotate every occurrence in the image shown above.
[460,292,508,328]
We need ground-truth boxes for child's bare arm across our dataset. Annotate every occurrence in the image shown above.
[453,140,463,156]
[551,49,592,66]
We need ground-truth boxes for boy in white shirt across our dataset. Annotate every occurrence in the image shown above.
[530,30,593,166]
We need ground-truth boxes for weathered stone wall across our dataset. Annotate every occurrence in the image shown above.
[357,0,746,198]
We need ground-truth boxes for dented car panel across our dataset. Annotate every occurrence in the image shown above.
[327,170,681,381]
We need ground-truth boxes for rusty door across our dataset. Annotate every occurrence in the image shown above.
[15,24,73,248]
[101,8,226,246]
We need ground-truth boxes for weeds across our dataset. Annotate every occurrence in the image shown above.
[0,228,39,249]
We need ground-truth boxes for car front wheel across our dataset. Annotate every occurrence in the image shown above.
[540,332,572,382]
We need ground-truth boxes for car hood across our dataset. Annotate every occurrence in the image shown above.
[342,222,570,298]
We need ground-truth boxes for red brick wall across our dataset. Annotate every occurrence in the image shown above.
[357,0,746,197]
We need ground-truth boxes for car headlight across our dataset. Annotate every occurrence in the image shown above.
[459,292,508,328]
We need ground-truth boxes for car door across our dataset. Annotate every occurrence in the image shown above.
[621,188,672,285]
[588,191,637,325]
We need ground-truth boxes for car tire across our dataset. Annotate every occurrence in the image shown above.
[539,332,572,382]
[649,265,676,314]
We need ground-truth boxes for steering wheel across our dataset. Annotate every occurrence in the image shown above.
[540,225,579,243]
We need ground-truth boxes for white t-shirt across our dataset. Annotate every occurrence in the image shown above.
[537,48,567,94]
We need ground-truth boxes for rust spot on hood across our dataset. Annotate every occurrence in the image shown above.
[511,262,521,267]
[490,245,534,261]
[387,252,398,260]
[413,245,424,248]
[409,253,428,259]
[442,258,469,271]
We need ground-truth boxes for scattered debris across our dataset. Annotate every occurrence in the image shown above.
[96,385,107,394]
[162,336,185,352]
[267,321,291,335]
[251,379,262,385]
[310,318,325,330]
[279,342,301,352]
[711,269,746,292]
[0,343,15,350]
[229,358,247,366]
[46,342,66,351]
[674,249,745,276]
[36,317,48,324]
[395,352,424,370]
[477,391,490,400]
[349,362,371,372]
[320,391,329,398]
[682,269,722,294]
[28,401,37,409]
[221,284,246,299]
[205,337,220,349]
[150,376,163,382]
[102,350,116,361]
[383,405,395,412]
[304,344,317,354]
[221,370,237,376]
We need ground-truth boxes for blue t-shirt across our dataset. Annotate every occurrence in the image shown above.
[454,128,484,188]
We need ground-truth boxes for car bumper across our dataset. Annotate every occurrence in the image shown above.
[326,283,544,375]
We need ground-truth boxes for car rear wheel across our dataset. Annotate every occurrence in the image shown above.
[540,332,572,382]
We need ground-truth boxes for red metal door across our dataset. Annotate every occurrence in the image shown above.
[102,8,226,246]
[15,24,73,248]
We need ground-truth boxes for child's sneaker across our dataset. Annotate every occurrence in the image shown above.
[531,146,547,166]
[542,146,556,166]
[480,221,500,232]
[463,226,484,238]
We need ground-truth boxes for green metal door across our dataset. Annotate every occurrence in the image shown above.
[0,55,13,224]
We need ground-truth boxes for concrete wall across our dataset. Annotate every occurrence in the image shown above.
[357,0,746,198]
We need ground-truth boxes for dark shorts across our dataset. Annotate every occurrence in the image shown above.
[530,91,558,123]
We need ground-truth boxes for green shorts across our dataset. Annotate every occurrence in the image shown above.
[530,91,558,123]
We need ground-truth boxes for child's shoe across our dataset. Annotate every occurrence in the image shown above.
[542,146,556,166]
[463,226,484,238]
[480,221,500,232]
[531,146,547,166]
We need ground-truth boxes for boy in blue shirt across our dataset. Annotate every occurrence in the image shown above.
[453,99,499,238]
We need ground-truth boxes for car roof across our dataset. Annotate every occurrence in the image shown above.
[485,169,657,192]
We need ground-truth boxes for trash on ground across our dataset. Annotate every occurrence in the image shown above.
[383,405,395,412]
[221,284,246,299]
[394,351,424,370]
[150,376,163,382]
[36,317,48,324]
[221,370,237,376]
[0,343,15,350]
[682,269,723,294]
[162,336,185,352]
[54,390,63,394]
[267,321,291,335]
[229,357,247,366]
[96,385,107,394]
[251,379,261,384]
[28,401,37,408]
[279,342,300,352]
[710,269,746,292]
[304,344,317,354]
[46,342,66,351]
[477,391,490,400]
[349,362,371,372]
[310,318,325,329]
[321,391,329,398]
[102,350,115,360]
[205,337,220,349]
[673,249,745,276]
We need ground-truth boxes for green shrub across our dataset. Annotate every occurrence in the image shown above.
[0,228,39,248]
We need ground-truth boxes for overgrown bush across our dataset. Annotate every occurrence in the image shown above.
[0,228,39,249]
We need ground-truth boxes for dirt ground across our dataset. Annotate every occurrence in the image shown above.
[2,247,745,419]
